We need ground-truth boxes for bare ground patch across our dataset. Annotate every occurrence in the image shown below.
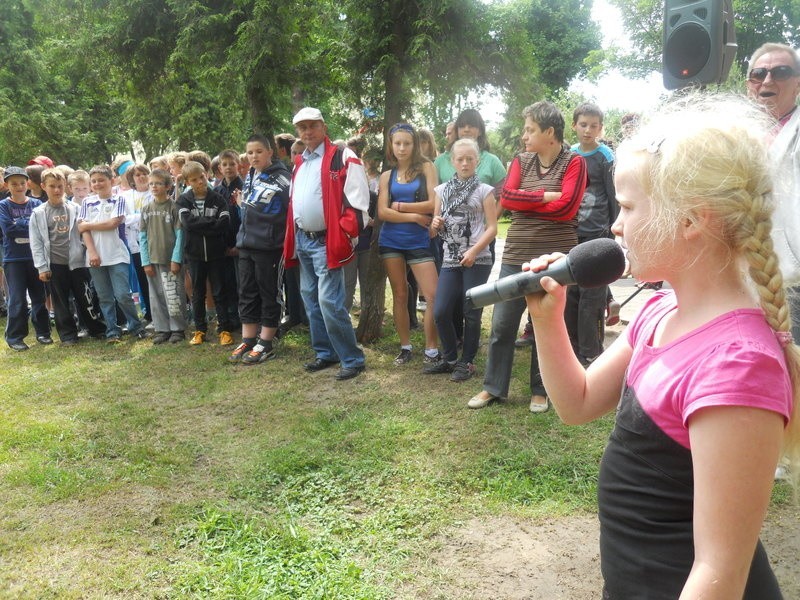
[407,504,800,599]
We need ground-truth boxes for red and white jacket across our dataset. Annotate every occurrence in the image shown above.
[283,138,370,269]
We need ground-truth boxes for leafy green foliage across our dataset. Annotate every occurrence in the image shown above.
[0,0,605,165]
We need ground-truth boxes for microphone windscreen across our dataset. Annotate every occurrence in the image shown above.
[567,238,626,288]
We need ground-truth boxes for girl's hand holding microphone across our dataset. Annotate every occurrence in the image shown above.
[522,252,567,320]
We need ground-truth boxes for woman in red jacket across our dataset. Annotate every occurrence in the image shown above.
[467,101,587,412]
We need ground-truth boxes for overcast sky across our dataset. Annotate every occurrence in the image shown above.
[479,0,668,125]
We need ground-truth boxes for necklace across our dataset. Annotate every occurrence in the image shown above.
[538,146,562,170]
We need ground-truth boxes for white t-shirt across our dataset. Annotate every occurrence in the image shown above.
[78,194,131,266]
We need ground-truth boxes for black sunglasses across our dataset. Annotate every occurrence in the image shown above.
[748,65,798,82]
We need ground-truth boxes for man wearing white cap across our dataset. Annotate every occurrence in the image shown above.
[283,107,370,380]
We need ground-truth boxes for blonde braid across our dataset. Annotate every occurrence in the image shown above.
[742,196,790,332]
[742,191,800,476]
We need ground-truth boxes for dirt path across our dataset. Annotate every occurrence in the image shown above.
[411,505,800,599]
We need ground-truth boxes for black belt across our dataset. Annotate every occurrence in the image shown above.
[298,227,326,241]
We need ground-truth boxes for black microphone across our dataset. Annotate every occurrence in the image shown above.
[465,238,626,310]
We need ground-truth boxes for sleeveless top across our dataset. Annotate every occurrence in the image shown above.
[378,171,430,250]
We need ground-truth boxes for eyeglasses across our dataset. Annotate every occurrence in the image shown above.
[748,65,798,82]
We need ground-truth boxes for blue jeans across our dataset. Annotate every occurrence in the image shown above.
[434,264,492,364]
[90,262,143,338]
[295,233,365,369]
[4,260,49,344]
[483,263,547,398]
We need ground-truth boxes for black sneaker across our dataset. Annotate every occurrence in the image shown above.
[36,335,54,345]
[134,329,151,340]
[242,340,275,365]
[394,348,412,365]
[450,361,476,382]
[168,331,185,344]
[423,351,442,364]
[423,359,456,374]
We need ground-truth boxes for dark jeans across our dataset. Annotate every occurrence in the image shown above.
[188,259,233,332]
[49,263,105,340]
[284,264,307,325]
[565,233,612,359]
[4,260,49,344]
[566,283,607,359]
[224,255,241,328]
[434,264,492,364]
[238,249,282,328]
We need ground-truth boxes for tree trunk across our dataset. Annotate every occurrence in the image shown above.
[356,9,409,342]
[355,222,386,343]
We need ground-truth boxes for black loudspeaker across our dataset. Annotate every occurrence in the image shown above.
[662,0,737,90]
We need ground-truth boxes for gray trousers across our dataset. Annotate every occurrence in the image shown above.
[343,249,370,313]
[483,263,547,398]
[146,264,187,333]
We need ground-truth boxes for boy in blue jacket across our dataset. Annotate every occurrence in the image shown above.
[227,134,291,364]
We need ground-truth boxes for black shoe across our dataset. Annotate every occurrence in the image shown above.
[335,365,366,380]
[304,357,339,372]
[394,348,412,366]
[36,335,54,345]
[8,341,29,351]
[423,359,455,374]
[151,332,170,345]
[242,340,276,365]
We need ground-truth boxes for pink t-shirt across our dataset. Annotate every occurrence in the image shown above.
[625,291,792,448]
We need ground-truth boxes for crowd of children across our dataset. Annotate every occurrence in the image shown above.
[0,103,619,388]
[2,90,799,598]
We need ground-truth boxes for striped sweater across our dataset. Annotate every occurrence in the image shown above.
[500,146,587,265]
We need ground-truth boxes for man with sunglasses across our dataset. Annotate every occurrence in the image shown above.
[747,43,800,341]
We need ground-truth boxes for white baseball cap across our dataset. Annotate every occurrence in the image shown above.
[292,107,324,124]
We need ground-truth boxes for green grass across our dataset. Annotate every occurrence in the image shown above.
[0,309,793,597]
[496,216,510,239]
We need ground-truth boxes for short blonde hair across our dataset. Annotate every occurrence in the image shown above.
[68,170,90,185]
[181,160,206,180]
[41,168,66,185]
[149,156,169,171]
[167,151,189,167]
[620,93,800,464]
[450,138,480,160]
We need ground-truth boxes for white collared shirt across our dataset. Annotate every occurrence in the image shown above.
[292,144,326,232]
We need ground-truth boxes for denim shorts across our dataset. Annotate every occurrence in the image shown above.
[379,245,434,264]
